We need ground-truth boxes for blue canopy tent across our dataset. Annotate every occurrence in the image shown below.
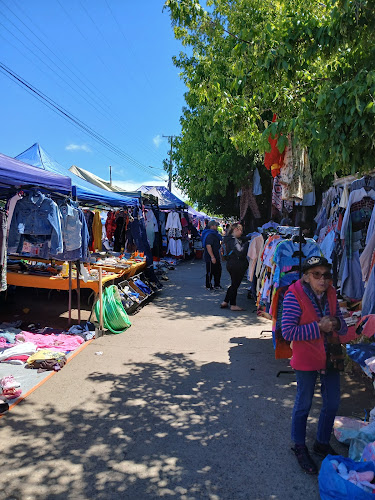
[138,185,186,210]
[0,152,71,194]
[16,143,138,207]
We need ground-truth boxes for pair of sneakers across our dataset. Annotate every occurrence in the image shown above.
[292,441,337,475]
[206,285,223,291]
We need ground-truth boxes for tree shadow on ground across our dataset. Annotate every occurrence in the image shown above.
[0,341,322,500]
[152,261,265,331]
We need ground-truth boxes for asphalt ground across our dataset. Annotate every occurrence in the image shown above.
[0,259,373,500]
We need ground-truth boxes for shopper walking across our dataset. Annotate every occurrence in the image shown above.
[220,223,249,311]
[281,256,347,475]
[202,220,222,290]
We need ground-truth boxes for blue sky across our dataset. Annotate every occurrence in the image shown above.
[0,0,187,194]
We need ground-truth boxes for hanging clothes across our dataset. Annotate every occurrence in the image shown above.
[253,168,262,195]
[240,185,261,220]
[271,175,283,213]
[264,114,285,177]
[83,209,94,250]
[105,211,117,241]
[144,209,159,248]
[92,210,103,251]
[8,189,63,257]
[279,138,313,203]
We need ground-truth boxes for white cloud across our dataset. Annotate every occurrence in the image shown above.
[65,143,92,153]
[152,134,163,148]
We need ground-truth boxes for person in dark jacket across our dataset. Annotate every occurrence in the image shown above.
[220,223,249,311]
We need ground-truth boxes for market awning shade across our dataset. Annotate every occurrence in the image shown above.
[16,143,138,207]
[138,185,186,209]
[0,152,72,194]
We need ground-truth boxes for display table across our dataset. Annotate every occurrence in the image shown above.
[7,261,146,294]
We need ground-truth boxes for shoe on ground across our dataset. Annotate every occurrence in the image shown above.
[291,445,318,475]
[214,285,223,290]
[313,440,338,458]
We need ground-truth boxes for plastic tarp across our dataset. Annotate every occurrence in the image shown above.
[16,144,138,207]
[138,185,185,209]
[0,152,71,194]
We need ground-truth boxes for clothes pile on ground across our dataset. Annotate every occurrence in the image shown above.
[0,320,95,411]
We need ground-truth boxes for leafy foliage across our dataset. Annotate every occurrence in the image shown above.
[164,0,375,213]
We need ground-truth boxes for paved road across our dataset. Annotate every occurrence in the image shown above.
[0,260,327,500]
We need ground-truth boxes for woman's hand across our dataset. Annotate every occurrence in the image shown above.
[318,316,336,333]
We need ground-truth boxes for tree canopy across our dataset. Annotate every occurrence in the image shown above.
[164,0,375,214]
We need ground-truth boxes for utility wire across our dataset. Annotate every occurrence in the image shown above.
[1,3,166,166]
[4,0,111,109]
[103,0,154,90]
[56,0,166,165]
[0,61,166,179]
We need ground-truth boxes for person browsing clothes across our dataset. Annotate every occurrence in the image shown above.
[202,220,222,290]
[220,223,249,311]
[281,256,348,475]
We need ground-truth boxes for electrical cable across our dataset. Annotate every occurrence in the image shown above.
[0,6,166,167]
[0,61,166,179]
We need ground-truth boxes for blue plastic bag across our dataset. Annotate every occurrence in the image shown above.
[319,455,375,500]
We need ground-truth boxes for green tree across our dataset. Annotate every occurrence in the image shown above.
[165,0,375,211]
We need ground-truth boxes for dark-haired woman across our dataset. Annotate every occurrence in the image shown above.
[221,223,249,311]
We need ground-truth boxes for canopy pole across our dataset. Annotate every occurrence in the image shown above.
[76,261,81,324]
[68,261,72,327]
[99,268,104,331]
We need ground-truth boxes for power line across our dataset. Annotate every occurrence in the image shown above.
[55,0,167,165]
[4,0,111,109]
[103,0,154,90]
[0,3,166,167]
[0,60,166,180]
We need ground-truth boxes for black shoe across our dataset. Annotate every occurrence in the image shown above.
[313,440,337,458]
[214,285,223,291]
[291,445,318,475]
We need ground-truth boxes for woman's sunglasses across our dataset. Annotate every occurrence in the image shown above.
[308,271,332,280]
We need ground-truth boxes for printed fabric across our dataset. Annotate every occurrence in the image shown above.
[240,184,261,220]
[271,175,283,213]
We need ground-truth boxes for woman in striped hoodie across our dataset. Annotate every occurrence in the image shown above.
[282,256,347,475]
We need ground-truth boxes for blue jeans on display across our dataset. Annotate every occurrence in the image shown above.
[292,369,341,445]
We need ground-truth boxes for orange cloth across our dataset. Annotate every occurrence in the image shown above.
[92,210,102,252]
[264,114,285,177]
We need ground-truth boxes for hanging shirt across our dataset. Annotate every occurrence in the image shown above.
[253,168,262,195]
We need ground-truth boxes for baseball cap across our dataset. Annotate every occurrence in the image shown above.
[302,256,331,274]
[208,219,218,228]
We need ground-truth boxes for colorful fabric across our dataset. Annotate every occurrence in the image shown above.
[272,175,283,212]
[264,114,285,177]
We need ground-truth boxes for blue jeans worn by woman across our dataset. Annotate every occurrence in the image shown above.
[292,369,341,445]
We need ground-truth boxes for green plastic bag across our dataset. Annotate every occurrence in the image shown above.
[95,285,131,334]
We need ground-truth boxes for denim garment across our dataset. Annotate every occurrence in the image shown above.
[8,190,63,255]
[362,266,375,316]
[58,202,82,252]
[292,369,341,445]
[341,250,364,301]
[54,207,90,262]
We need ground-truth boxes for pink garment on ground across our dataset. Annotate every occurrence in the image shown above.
[16,331,84,352]
[0,338,14,348]
[1,355,29,363]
